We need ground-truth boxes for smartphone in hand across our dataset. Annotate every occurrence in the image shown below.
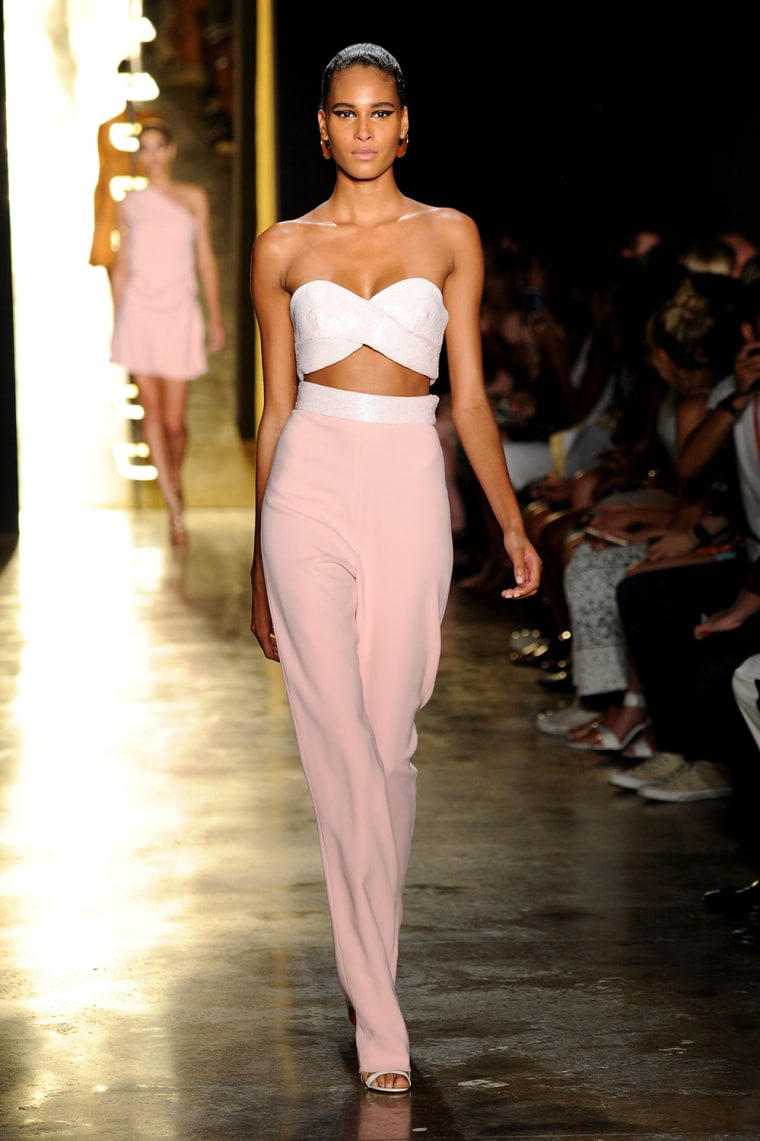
[585,526,630,547]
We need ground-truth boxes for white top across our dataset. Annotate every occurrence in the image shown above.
[290,278,449,382]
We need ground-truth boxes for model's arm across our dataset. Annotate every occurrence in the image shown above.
[249,225,299,659]
[193,185,226,352]
[109,200,129,310]
[443,212,541,599]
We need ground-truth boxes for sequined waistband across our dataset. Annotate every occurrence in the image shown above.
[295,381,438,425]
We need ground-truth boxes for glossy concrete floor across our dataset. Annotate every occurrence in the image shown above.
[1,509,759,1141]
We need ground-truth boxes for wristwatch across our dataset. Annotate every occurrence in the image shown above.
[716,393,745,420]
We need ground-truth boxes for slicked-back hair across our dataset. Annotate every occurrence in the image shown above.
[320,43,406,109]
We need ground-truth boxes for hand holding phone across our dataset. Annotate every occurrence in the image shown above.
[584,526,630,547]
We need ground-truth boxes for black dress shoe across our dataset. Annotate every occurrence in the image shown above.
[730,906,760,950]
[703,879,760,915]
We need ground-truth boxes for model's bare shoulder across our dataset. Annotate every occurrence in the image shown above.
[411,206,481,277]
[426,205,479,239]
[252,219,303,264]
[175,181,209,213]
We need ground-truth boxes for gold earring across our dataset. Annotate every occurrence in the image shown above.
[320,137,332,160]
[396,136,409,158]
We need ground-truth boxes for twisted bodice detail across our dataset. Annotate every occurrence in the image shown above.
[290,278,449,382]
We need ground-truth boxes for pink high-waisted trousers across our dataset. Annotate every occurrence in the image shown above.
[261,381,454,1072]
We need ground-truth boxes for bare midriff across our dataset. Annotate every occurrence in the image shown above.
[303,346,432,397]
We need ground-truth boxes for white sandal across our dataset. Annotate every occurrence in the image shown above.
[361,1069,412,1093]
[622,729,655,759]
[567,691,650,753]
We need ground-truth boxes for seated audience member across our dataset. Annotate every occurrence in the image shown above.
[679,236,736,277]
[463,246,631,594]
[530,252,686,694]
[720,230,760,279]
[619,228,663,263]
[548,272,745,747]
[740,253,760,287]
[607,278,760,804]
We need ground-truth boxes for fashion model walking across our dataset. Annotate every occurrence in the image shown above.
[110,118,226,544]
[249,43,541,1093]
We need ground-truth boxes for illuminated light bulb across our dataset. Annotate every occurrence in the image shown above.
[112,442,158,481]
[109,175,148,202]
[113,386,145,420]
[109,122,141,153]
[118,71,159,102]
[137,17,157,42]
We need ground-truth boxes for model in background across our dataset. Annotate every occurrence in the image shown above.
[110,118,226,543]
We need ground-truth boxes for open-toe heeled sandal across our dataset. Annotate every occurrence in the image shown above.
[568,718,651,752]
[361,1070,412,1093]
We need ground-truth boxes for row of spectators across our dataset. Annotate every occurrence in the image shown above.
[439,227,760,949]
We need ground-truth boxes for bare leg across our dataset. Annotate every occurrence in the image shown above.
[160,378,190,495]
[569,659,650,747]
[134,374,188,543]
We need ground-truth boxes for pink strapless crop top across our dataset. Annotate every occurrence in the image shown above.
[290,278,449,382]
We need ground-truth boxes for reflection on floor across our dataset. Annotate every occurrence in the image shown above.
[1,509,759,1140]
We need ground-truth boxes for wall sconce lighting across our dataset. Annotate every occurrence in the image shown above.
[109,121,141,153]
[118,70,160,102]
[137,17,157,43]
[109,174,148,202]
[113,441,158,481]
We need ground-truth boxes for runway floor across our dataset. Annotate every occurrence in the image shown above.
[1,508,759,1141]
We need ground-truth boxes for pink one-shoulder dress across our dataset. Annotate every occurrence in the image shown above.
[110,184,207,381]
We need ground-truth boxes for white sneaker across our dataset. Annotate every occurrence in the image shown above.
[608,751,685,790]
[638,760,734,802]
[535,699,596,736]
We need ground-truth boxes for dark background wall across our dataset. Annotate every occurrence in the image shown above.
[273,11,760,255]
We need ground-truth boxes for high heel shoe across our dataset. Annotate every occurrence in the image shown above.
[360,1070,412,1093]
[567,692,650,753]
[567,720,649,752]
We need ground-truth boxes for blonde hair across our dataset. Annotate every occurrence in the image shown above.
[647,276,741,374]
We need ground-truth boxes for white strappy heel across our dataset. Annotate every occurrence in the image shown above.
[361,1069,412,1093]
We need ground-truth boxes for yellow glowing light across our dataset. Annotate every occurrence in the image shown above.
[137,17,156,42]
[109,121,141,152]
[113,382,145,420]
[109,174,148,202]
[113,441,158,480]
[118,70,159,102]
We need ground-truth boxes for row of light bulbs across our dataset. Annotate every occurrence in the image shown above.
[111,9,160,482]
